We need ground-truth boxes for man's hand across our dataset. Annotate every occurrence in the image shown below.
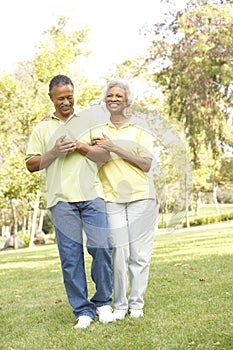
[53,136,77,156]
[26,135,77,172]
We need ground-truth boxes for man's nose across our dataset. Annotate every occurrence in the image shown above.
[63,98,70,104]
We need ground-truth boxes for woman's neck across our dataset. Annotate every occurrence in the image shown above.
[110,114,130,129]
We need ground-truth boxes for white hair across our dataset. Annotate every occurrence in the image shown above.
[102,78,133,106]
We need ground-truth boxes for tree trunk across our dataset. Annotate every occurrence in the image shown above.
[195,191,202,217]
[155,184,166,233]
[28,211,32,235]
[2,225,10,238]
[38,209,45,232]
[10,199,18,248]
[213,183,220,215]
[29,190,41,248]
[153,203,160,233]
[21,215,27,234]
[185,189,190,228]
[185,169,190,228]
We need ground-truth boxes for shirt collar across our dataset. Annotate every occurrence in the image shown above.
[106,120,135,129]
[49,109,80,122]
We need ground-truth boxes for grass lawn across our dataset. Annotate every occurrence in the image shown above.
[0,225,232,350]
[158,203,233,229]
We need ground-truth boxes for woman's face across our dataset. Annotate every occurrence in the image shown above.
[105,86,128,114]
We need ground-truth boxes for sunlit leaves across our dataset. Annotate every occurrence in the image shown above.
[146,1,233,167]
[34,16,91,84]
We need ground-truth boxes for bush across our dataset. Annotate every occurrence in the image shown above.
[42,212,54,234]
[184,211,233,227]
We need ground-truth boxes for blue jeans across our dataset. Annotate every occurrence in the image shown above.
[50,198,113,319]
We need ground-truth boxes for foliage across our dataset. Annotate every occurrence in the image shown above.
[217,185,233,203]
[157,202,233,229]
[0,16,98,240]
[113,1,233,220]
[34,16,91,84]
[185,210,233,227]
[145,1,233,167]
[1,8,233,244]
[42,212,54,235]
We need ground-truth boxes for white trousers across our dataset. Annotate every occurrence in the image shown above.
[106,199,156,311]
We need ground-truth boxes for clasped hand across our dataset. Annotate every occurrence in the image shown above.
[54,136,76,156]
[92,133,115,152]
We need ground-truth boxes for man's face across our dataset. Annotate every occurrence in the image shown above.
[49,84,74,120]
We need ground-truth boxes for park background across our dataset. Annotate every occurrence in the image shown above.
[0,0,232,349]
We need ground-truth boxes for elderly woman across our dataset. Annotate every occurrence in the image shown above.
[92,79,157,320]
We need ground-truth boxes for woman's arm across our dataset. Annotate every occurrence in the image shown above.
[92,133,152,172]
[75,141,110,163]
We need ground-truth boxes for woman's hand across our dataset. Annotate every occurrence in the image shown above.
[92,132,109,145]
[92,133,116,152]
[92,132,152,172]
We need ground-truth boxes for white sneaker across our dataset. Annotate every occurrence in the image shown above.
[74,316,93,329]
[96,305,115,323]
[113,309,128,320]
[130,309,143,318]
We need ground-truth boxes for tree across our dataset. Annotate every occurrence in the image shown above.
[146,1,233,164]
[34,16,91,84]
[141,0,233,216]
[0,16,99,248]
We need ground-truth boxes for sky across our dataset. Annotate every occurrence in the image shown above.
[0,0,186,82]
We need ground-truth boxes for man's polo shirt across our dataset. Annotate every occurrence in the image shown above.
[26,112,104,208]
[91,122,156,203]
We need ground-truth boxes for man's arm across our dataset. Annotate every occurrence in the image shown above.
[26,136,110,172]
[26,135,76,172]
[37,116,110,163]
[75,141,110,163]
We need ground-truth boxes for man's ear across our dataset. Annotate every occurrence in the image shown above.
[48,93,53,102]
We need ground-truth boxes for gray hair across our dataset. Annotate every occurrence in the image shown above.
[102,78,133,106]
[49,75,74,95]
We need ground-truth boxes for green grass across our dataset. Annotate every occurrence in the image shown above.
[158,203,233,229]
[193,203,233,216]
[0,225,232,350]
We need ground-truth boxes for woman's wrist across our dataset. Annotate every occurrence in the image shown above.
[75,140,82,151]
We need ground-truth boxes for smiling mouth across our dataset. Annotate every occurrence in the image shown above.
[109,103,119,108]
[61,105,72,110]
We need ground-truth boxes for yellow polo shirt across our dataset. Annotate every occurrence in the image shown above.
[92,122,156,203]
[25,112,104,208]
